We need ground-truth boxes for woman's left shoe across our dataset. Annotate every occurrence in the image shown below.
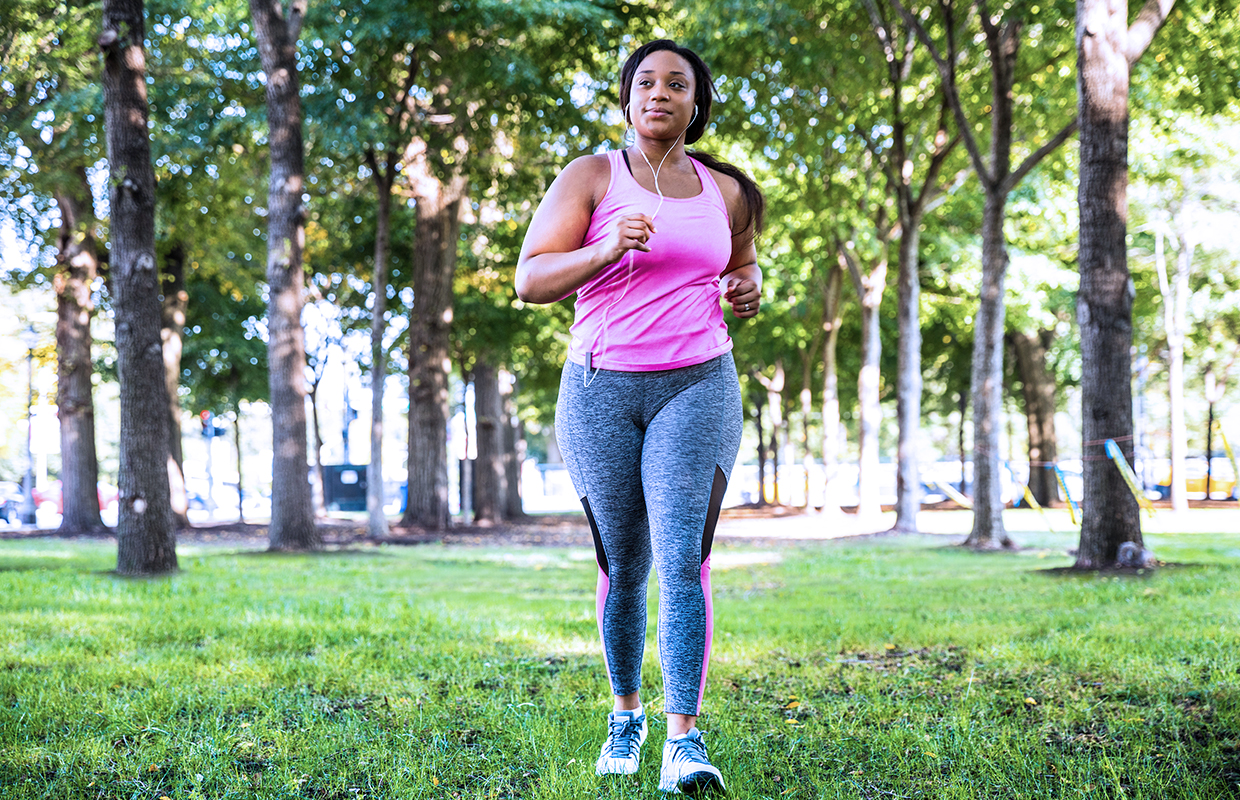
[658,728,725,794]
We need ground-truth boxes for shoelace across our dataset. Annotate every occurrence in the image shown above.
[668,733,710,766]
[603,716,643,758]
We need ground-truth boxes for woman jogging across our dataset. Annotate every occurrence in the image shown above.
[515,39,764,795]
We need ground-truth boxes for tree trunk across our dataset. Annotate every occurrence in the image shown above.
[1074,0,1143,568]
[102,0,177,574]
[53,172,106,535]
[800,352,814,510]
[234,408,246,523]
[250,0,318,550]
[820,263,844,515]
[964,190,1014,549]
[472,359,506,524]
[401,162,466,530]
[892,222,923,531]
[501,369,526,519]
[754,389,768,505]
[839,243,885,520]
[759,362,786,506]
[161,241,190,528]
[1156,225,1189,511]
[308,378,326,515]
[856,297,881,519]
[964,18,1021,550]
[1011,329,1060,506]
[366,154,395,539]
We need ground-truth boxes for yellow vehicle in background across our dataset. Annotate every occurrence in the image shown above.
[1155,458,1237,500]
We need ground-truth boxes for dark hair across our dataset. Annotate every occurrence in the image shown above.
[619,39,765,239]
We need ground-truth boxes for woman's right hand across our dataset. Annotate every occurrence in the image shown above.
[593,213,657,266]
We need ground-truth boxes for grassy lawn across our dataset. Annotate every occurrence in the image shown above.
[1,523,1238,799]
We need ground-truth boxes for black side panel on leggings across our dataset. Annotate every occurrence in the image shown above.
[582,496,609,577]
[701,466,728,565]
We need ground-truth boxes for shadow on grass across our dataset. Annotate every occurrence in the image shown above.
[1037,562,1223,578]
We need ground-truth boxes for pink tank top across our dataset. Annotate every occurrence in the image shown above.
[567,149,734,372]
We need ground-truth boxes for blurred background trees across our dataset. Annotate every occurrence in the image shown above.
[2,0,1239,571]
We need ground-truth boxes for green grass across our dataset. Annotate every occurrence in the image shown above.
[1,525,1238,799]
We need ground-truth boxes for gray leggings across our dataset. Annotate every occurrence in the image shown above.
[556,354,743,715]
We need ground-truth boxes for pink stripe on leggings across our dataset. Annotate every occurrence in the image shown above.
[696,555,714,713]
[596,567,613,689]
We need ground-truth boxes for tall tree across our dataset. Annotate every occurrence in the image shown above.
[101,0,177,574]
[364,149,398,539]
[160,241,190,527]
[863,0,964,532]
[300,0,627,530]
[249,0,319,550]
[471,359,506,525]
[2,0,109,533]
[892,0,1079,548]
[54,167,108,534]
[1074,0,1174,568]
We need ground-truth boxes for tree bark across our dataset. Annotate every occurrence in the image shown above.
[1011,329,1060,506]
[401,157,466,530]
[1074,0,1149,568]
[160,241,190,528]
[250,0,319,550]
[366,151,396,539]
[53,170,107,535]
[472,359,506,524]
[102,0,177,574]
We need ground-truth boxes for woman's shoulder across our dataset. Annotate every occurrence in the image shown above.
[553,152,614,206]
[558,152,613,183]
[701,163,744,217]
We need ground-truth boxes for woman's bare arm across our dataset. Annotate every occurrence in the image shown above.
[713,170,762,318]
[515,155,655,304]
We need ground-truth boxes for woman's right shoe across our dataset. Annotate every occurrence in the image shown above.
[595,709,648,776]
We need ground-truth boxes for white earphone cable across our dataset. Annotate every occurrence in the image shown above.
[584,110,694,388]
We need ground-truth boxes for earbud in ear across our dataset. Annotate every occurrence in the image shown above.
[691,105,699,123]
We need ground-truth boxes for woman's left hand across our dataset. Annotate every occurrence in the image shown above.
[724,278,760,319]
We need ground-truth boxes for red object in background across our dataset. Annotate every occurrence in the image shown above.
[32,481,120,513]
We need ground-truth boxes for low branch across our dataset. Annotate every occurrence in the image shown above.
[1127,0,1176,66]
[837,238,866,299]
[1002,116,1078,194]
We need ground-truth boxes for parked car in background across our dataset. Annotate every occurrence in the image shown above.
[0,481,22,524]
[1155,458,1238,500]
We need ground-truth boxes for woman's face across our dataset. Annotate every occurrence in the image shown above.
[628,50,696,141]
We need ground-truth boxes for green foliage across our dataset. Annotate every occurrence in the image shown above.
[181,260,269,415]
[1,526,1238,797]
[0,0,105,277]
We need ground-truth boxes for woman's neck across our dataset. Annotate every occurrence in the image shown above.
[630,135,688,169]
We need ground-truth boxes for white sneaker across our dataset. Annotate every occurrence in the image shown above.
[658,728,725,794]
[595,709,648,776]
